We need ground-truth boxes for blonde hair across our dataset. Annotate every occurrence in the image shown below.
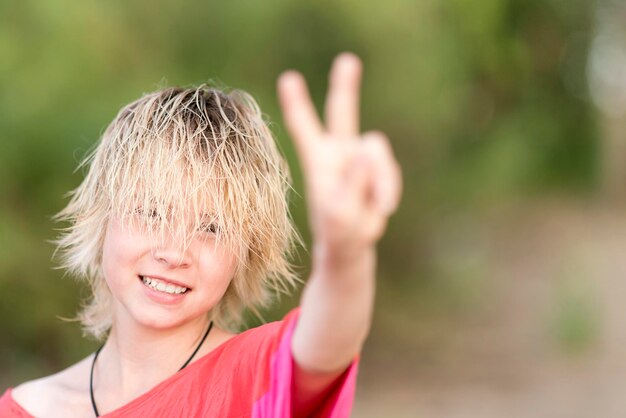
[55,85,299,340]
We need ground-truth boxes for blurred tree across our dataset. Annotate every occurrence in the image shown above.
[588,0,626,201]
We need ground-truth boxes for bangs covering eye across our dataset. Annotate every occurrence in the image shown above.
[199,221,219,235]
[134,207,160,219]
[128,207,221,243]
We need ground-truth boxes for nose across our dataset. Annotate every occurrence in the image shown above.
[152,246,192,269]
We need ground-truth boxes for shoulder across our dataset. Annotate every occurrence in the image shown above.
[225,310,298,353]
[224,310,300,369]
[196,312,296,370]
[11,355,94,418]
[240,318,286,342]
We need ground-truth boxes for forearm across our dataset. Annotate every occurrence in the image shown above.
[292,243,376,373]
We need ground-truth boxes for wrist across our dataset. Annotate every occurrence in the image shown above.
[311,242,376,278]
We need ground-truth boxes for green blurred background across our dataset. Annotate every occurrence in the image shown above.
[4,0,626,416]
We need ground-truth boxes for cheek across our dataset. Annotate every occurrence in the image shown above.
[101,238,123,292]
[101,221,144,285]
[197,246,238,288]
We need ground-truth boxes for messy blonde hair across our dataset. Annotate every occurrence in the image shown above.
[55,85,299,340]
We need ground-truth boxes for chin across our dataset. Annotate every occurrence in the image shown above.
[132,305,212,332]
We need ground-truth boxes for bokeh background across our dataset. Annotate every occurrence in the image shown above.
[2,0,626,416]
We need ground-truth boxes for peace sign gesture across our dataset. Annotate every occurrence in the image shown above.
[278,53,402,258]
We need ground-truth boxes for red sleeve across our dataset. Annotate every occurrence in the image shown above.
[251,308,359,418]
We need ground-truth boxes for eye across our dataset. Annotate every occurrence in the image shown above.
[135,207,160,219]
[199,222,219,234]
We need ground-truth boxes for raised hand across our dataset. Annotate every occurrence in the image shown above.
[277,53,402,258]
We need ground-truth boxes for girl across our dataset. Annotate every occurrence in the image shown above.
[0,53,402,417]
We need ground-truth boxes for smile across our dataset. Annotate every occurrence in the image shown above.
[140,276,189,295]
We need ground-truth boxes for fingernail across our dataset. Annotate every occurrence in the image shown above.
[278,71,301,87]
[338,52,359,64]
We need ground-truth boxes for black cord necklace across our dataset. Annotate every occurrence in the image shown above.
[89,321,213,417]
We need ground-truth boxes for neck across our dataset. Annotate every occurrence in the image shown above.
[95,313,210,404]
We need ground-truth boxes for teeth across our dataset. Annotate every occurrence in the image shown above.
[141,276,188,295]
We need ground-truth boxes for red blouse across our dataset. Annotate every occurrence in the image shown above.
[0,308,358,417]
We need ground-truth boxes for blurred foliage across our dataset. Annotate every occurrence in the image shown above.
[0,0,599,387]
[546,265,599,354]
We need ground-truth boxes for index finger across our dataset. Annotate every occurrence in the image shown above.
[277,71,324,156]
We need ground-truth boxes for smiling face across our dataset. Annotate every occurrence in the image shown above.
[101,216,237,331]
[56,86,299,339]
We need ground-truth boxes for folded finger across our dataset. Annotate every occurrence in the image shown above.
[361,131,403,215]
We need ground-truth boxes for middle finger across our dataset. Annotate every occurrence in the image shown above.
[324,53,362,139]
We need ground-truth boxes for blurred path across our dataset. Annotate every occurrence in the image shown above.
[353,199,626,418]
